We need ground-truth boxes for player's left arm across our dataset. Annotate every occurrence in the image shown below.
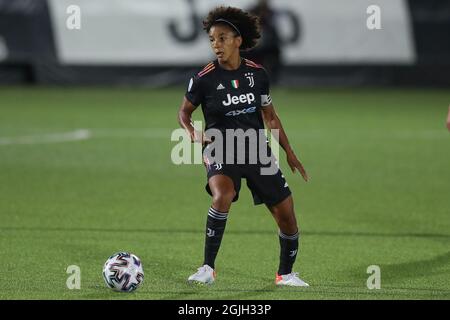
[261,104,309,182]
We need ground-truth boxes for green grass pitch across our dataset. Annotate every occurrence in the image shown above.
[0,86,449,300]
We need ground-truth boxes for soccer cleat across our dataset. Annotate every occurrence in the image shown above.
[188,265,216,285]
[275,272,309,287]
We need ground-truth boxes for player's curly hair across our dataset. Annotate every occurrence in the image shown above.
[203,6,261,51]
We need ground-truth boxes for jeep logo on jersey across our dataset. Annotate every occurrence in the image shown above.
[222,93,256,107]
[225,106,257,117]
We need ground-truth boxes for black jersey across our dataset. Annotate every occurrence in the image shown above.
[185,60,289,203]
[185,58,272,133]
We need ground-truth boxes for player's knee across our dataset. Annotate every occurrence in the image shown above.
[212,190,235,210]
[272,208,298,233]
[212,190,235,204]
[281,216,297,230]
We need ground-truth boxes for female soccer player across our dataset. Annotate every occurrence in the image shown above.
[178,6,309,287]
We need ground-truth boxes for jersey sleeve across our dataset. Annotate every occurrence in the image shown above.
[185,75,203,108]
[260,69,272,107]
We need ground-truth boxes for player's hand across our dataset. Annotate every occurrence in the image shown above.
[286,150,309,182]
[190,130,212,145]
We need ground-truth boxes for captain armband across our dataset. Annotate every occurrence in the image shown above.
[261,94,272,107]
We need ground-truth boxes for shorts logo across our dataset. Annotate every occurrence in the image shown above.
[214,163,223,170]
[245,73,254,88]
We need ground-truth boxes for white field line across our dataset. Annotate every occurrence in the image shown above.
[91,128,172,139]
[0,128,172,146]
[0,129,91,145]
[0,128,447,146]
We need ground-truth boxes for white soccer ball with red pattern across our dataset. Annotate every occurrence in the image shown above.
[102,252,144,292]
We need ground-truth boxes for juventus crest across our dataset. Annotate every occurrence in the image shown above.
[245,72,255,88]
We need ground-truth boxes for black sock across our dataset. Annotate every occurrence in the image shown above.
[278,230,299,275]
[203,207,228,269]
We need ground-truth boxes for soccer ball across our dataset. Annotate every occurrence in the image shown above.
[102,252,144,292]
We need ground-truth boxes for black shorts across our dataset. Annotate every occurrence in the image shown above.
[204,161,292,207]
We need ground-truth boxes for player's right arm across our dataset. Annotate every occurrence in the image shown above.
[179,73,212,144]
[178,97,202,143]
[178,97,211,144]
